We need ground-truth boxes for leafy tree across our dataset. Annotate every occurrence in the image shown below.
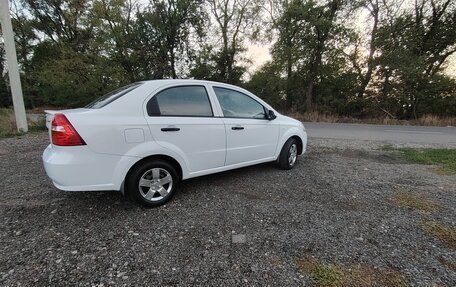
[11,11,38,107]
[188,44,219,80]
[25,0,93,50]
[0,41,12,107]
[355,0,380,99]
[272,0,354,111]
[0,0,454,119]
[191,0,261,84]
[134,0,206,79]
[375,0,456,118]
[91,0,139,82]
[245,62,285,109]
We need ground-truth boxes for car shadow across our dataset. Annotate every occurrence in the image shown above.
[50,158,308,214]
[54,162,278,207]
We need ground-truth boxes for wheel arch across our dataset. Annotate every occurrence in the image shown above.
[275,126,307,158]
[290,135,303,155]
[124,154,184,185]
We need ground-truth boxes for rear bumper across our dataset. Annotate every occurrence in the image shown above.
[42,145,136,191]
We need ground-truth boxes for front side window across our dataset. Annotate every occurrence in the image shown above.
[147,86,213,117]
[213,87,266,119]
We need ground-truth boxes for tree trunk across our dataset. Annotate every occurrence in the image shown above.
[381,68,390,99]
[285,57,293,109]
[357,0,379,98]
[285,24,294,108]
[305,81,313,111]
[304,0,339,111]
[357,69,373,98]
[170,49,177,79]
[305,47,322,111]
[227,50,235,83]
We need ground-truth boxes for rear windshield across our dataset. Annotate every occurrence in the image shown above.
[85,82,143,108]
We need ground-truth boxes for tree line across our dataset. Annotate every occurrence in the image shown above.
[0,0,455,119]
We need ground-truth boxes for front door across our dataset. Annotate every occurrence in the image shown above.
[212,87,279,166]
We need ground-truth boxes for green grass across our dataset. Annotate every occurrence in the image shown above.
[391,190,439,213]
[29,119,47,132]
[383,145,456,174]
[422,221,456,250]
[381,144,396,151]
[295,257,408,287]
[296,258,343,287]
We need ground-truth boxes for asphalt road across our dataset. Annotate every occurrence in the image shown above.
[304,122,456,145]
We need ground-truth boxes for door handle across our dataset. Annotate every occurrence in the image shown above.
[231,126,244,130]
[161,127,180,132]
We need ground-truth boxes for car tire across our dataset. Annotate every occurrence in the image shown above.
[278,138,299,170]
[126,160,179,207]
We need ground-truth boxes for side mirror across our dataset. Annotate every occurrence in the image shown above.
[267,110,277,120]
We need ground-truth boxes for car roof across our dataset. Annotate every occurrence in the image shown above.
[140,79,242,89]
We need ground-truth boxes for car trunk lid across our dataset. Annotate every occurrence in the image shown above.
[45,109,91,144]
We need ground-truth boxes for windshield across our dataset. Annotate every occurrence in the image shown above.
[85,82,143,108]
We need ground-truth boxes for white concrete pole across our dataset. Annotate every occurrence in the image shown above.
[0,0,28,132]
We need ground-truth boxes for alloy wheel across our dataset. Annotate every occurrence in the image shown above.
[138,168,173,201]
[288,144,297,166]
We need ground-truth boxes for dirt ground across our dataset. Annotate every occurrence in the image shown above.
[1,132,455,286]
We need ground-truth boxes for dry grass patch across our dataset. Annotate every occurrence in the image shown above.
[287,111,456,126]
[0,108,17,137]
[430,166,455,176]
[437,256,456,272]
[0,108,46,138]
[422,221,456,250]
[391,190,439,213]
[296,257,408,287]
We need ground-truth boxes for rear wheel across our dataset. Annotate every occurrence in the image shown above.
[278,138,298,170]
[126,160,179,207]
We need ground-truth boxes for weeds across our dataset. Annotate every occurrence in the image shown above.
[391,190,439,213]
[287,111,455,127]
[0,108,46,138]
[296,257,408,287]
[437,256,456,271]
[383,146,456,175]
[422,221,456,250]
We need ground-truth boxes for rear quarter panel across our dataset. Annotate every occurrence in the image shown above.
[63,83,192,180]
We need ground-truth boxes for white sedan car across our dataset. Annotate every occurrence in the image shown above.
[43,80,307,207]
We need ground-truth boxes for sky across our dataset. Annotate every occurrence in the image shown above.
[446,54,456,78]
[245,43,271,73]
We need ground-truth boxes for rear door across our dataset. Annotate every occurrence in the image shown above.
[144,85,226,172]
[212,86,280,166]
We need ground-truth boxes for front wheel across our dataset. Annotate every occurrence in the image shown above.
[126,160,179,207]
[278,138,299,170]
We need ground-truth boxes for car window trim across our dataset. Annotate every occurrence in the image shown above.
[212,86,269,120]
[147,85,214,117]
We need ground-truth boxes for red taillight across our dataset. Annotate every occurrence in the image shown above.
[51,114,86,146]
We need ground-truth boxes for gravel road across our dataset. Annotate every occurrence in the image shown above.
[1,132,455,286]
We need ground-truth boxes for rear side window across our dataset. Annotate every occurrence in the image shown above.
[147,86,213,117]
[85,83,143,108]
